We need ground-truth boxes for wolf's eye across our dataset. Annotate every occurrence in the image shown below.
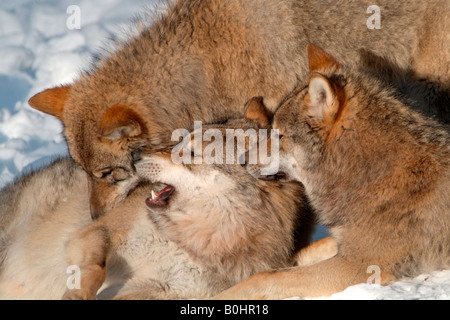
[131,149,142,162]
[94,168,129,182]
[273,130,284,141]
[101,170,112,178]
[93,169,112,179]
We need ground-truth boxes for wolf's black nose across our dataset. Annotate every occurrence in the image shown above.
[132,149,142,162]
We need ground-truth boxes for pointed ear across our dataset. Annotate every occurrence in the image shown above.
[100,105,146,140]
[307,73,340,122]
[28,85,71,120]
[307,44,341,74]
[244,97,272,127]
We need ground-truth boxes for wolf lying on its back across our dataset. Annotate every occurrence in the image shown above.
[216,45,450,299]
[29,0,449,218]
[0,102,313,299]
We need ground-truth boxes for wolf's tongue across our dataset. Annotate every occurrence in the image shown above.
[146,186,175,208]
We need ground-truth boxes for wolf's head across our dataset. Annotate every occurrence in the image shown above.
[245,44,348,180]
[134,98,312,279]
[249,44,444,200]
[28,85,153,219]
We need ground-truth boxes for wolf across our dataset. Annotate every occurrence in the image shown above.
[28,0,449,218]
[215,45,450,299]
[0,102,314,299]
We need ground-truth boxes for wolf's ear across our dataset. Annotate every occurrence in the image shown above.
[28,85,71,120]
[307,73,340,122]
[100,105,146,140]
[307,44,341,74]
[244,97,272,127]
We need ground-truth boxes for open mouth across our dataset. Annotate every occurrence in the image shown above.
[145,184,175,209]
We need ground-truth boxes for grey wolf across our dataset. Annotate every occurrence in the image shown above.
[28,0,449,218]
[215,45,450,299]
[0,103,313,299]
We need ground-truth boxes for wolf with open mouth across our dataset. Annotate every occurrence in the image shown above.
[0,99,315,299]
[133,98,316,285]
[64,98,315,299]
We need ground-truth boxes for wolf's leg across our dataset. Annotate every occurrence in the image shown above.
[214,254,392,300]
[109,284,180,300]
[62,224,110,300]
[293,236,338,267]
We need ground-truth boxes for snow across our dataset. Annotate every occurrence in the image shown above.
[0,0,448,300]
[0,0,147,185]
[313,271,450,300]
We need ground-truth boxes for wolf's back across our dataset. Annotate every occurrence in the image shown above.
[0,158,93,299]
[0,158,84,230]
[0,158,87,274]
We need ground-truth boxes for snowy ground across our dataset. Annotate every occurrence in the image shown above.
[0,0,449,300]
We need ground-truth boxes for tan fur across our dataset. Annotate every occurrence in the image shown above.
[215,45,450,299]
[0,107,313,300]
[28,0,449,218]
[28,85,70,119]
[294,237,338,267]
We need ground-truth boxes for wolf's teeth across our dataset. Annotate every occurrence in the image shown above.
[151,190,157,200]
